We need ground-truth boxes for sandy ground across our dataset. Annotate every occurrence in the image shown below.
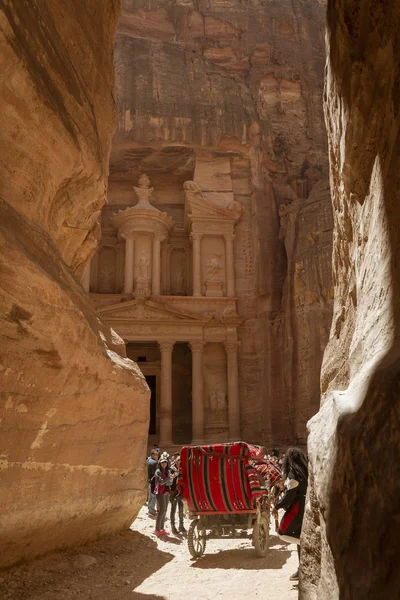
[0,506,299,600]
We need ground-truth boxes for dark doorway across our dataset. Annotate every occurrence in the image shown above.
[172,343,192,444]
[146,375,156,434]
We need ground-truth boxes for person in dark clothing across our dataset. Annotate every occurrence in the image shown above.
[169,454,185,534]
[154,456,172,536]
[146,449,159,516]
[275,447,308,581]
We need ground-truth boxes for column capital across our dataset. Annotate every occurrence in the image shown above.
[223,232,236,242]
[153,233,165,242]
[225,341,240,352]
[190,232,203,242]
[190,340,205,353]
[119,229,137,241]
[158,340,175,353]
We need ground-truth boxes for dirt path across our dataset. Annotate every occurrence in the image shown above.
[0,507,299,600]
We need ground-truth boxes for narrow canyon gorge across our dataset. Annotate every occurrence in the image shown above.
[0,0,399,598]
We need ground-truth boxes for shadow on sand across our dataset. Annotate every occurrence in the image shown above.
[190,535,293,571]
[0,529,173,600]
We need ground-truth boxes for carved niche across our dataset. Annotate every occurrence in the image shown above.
[203,343,228,430]
[204,253,224,297]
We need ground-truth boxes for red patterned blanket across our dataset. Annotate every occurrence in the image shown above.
[178,441,276,514]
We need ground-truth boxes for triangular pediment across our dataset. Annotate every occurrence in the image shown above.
[183,181,242,222]
[97,298,210,322]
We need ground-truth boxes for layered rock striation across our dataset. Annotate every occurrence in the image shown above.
[0,0,149,568]
[111,0,332,445]
[301,1,400,598]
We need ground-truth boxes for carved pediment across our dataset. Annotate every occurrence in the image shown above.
[97,299,210,323]
[183,180,242,222]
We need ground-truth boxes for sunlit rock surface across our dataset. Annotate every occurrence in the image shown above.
[0,0,149,568]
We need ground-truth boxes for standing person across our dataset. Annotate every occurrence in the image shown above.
[146,449,159,517]
[154,455,172,536]
[169,454,185,535]
[275,447,308,581]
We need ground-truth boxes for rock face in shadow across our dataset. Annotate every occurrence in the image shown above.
[0,0,149,568]
[111,0,332,445]
[301,1,400,598]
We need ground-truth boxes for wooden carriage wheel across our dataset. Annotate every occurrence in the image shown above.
[252,514,269,557]
[188,520,207,558]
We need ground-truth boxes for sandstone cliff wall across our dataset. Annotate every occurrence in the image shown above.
[112,0,332,445]
[301,1,400,598]
[0,0,149,568]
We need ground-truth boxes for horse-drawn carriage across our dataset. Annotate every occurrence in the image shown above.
[177,441,281,558]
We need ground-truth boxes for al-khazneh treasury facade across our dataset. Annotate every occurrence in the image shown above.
[86,170,244,447]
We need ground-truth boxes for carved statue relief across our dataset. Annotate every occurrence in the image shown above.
[205,254,223,280]
[135,250,151,297]
[209,389,227,411]
[137,255,150,280]
[204,343,228,427]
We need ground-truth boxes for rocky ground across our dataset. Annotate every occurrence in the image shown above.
[0,506,298,600]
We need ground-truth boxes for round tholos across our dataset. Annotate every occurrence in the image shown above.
[188,519,207,558]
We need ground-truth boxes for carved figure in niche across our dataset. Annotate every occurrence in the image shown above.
[293,261,320,307]
[137,255,150,279]
[205,255,222,280]
[133,173,155,205]
[209,389,227,412]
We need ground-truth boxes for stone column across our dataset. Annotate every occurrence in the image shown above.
[191,233,203,297]
[225,341,240,440]
[159,341,174,446]
[124,238,134,294]
[190,341,205,444]
[224,233,236,298]
[152,236,161,296]
[82,260,91,293]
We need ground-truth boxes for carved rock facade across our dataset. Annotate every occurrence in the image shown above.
[0,0,149,568]
[91,175,242,444]
[94,0,333,446]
